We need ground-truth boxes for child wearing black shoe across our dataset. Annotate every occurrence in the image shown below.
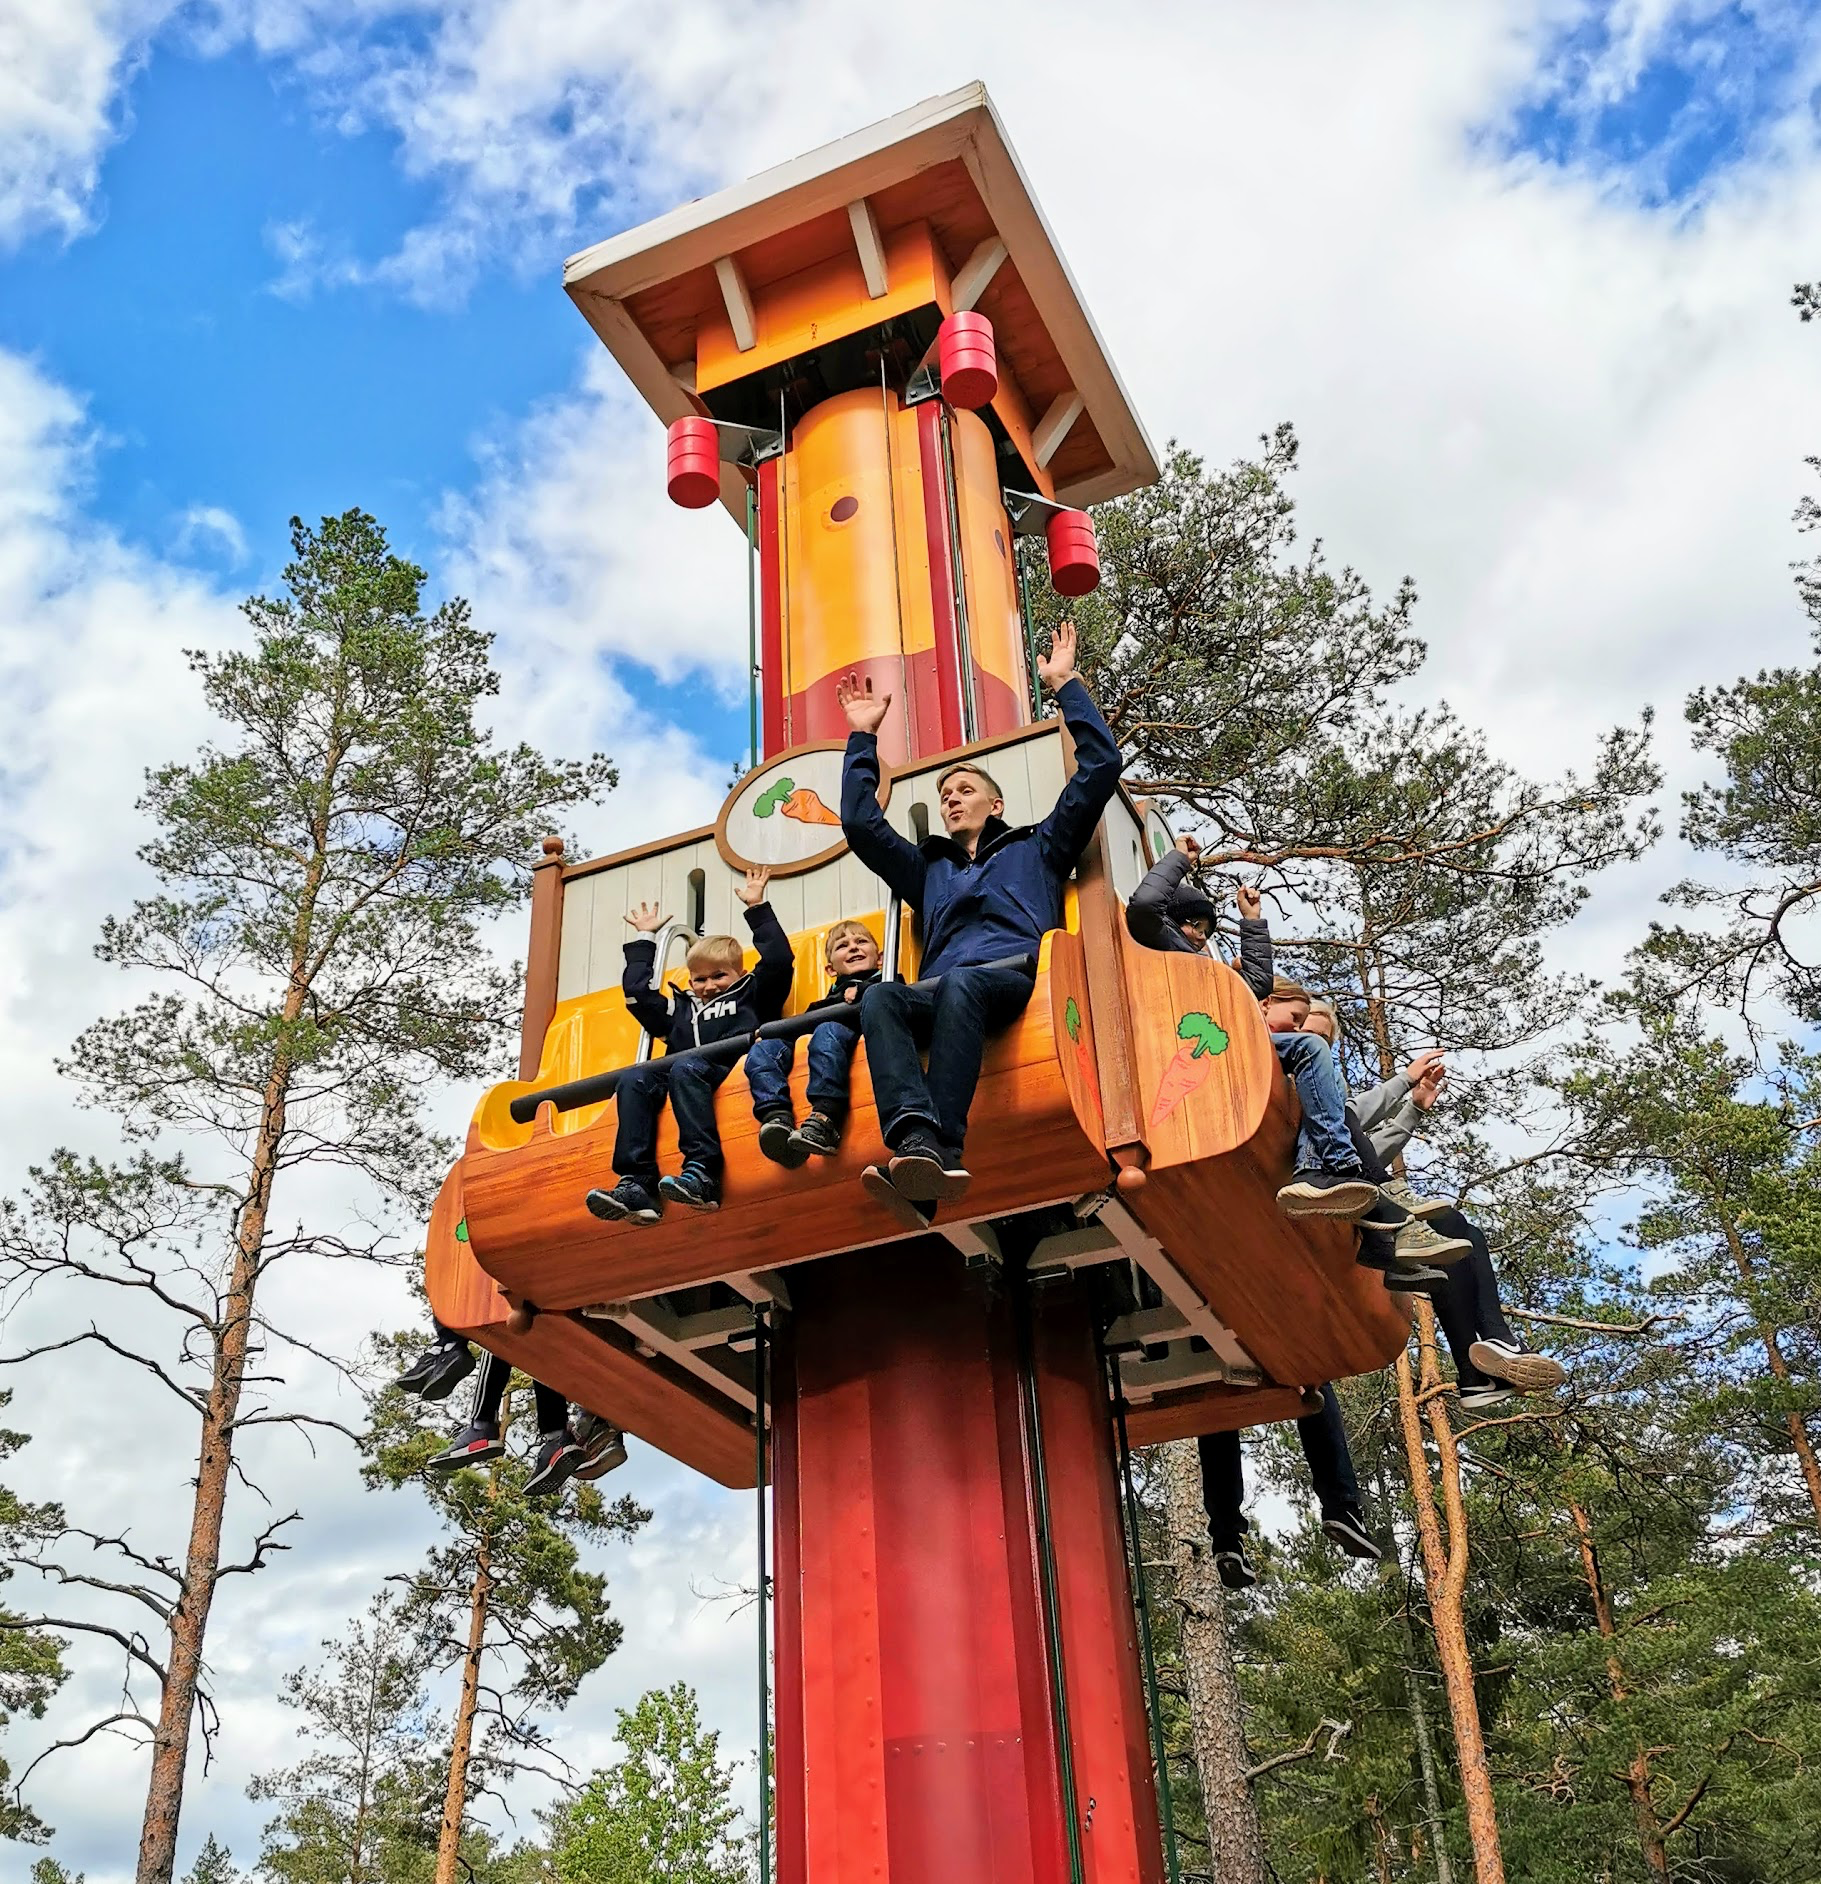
[423,1350,627,1501]
[745,919,881,1167]
[585,866,794,1224]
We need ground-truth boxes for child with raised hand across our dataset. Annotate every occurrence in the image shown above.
[745,919,882,1167]
[584,866,793,1224]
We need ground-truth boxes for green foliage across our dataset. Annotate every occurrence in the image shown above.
[547,1684,751,1884]
[0,1392,69,1845]
[249,1595,444,1884]
[182,1835,242,1884]
[30,1861,83,1884]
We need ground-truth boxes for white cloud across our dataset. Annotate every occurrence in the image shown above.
[174,501,249,563]
[0,0,182,247]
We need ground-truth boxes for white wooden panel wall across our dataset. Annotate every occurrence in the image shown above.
[554,726,1088,1002]
[1105,793,1151,902]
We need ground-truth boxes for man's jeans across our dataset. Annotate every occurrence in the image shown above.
[860,963,1037,1153]
[1197,1384,1359,1546]
[745,1019,861,1118]
[613,1055,730,1188]
[1271,1030,1358,1172]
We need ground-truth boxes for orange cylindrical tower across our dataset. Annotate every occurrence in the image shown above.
[756,390,1032,768]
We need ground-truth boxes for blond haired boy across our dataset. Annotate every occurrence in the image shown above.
[745,917,883,1165]
[584,867,793,1223]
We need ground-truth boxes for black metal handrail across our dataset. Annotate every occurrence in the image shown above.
[506,952,1037,1124]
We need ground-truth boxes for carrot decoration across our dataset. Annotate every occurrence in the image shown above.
[753,775,841,826]
[780,786,841,827]
[1063,995,1103,1131]
[1148,1010,1230,1127]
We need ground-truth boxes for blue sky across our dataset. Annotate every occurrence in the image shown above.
[2,3,1820,1878]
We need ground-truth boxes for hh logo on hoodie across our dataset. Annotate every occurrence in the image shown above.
[694,993,741,1029]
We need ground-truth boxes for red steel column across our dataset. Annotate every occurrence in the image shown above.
[770,1243,1164,1884]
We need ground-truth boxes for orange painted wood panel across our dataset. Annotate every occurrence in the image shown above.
[424,1168,758,1489]
[1124,1384,1317,1448]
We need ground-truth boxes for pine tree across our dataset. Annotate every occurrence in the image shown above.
[181,1836,241,1884]
[249,1595,444,1884]
[0,511,614,1883]
[546,1683,751,1884]
[364,1338,650,1883]
[0,1392,68,1846]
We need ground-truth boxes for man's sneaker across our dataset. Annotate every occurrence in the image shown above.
[1277,1168,1378,1220]
[659,1165,721,1212]
[572,1414,629,1482]
[1321,1506,1384,1562]
[887,1132,971,1204]
[861,1163,938,1232]
[790,1111,843,1159]
[1358,1191,1412,1233]
[524,1429,585,1500]
[584,1178,662,1226]
[428,1422,505,1473]
[1214,1545,1259,1590]
[1382,1175,1453,1222]
[1394,1217,1472,1267]
[757,1112,809,1169]
[1458,1382,1515,1412]
[396,1341,475,1402]
[1468,1337,1567,1393]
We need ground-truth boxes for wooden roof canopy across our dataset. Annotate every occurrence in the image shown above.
[562,82,1159,519]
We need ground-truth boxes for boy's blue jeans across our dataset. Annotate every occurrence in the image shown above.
[613,1055,730,1189]
[861,962,1036,1153]
[745,1019,860,1118]
[1271,1030,1358,1172]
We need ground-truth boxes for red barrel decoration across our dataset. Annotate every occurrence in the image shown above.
[1046,507,1100,596]
[665,415,721,508]
[937,310,998,410]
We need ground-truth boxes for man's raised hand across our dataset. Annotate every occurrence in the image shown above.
[1036,619,1079,694]
[626,901,667,934]
[836,672,891,735]
[735,865,771,908]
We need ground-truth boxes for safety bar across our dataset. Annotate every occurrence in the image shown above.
[506,953,1037,1124]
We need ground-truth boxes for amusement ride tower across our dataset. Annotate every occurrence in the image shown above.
[425,84,1406,1884]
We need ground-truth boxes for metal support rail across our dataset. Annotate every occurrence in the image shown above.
[508,953,1036,1124]
[754,1305,773,1884]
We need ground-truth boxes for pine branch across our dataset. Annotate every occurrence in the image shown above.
[1244,1717,1353,1782]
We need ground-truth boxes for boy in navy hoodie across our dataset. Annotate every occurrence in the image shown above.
[584,866,793,1222]
[836,621,1123,1213]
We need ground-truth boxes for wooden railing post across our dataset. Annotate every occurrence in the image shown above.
[518,835,567,1081]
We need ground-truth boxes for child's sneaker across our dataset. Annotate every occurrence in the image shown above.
[428,1422,505,1473]
[1394,1217,1472,1266]
[396,1340,475,1402]
[1382,1175,1453,1221]
[1214,1544,1259,1590]
[887,1131,971,1203]
[1457,1382,1515,1412]
[757,1110,810,1169]
[861,1163,939,1232]
[659,1165,720,1212]
[572,1414,629,1481]
[1321,1505,1384,1561]
[1276,1168,1378,1219]
[584,1178,663,1226]
[1468,1337,1566,1393]
[790,1111,843,1159]
[524,1429,585,1499]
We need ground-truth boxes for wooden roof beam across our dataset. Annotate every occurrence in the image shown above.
[846,197,889,297]
[952,235,1008,311]
[714,254,758,351]
[1033,389,1085,469]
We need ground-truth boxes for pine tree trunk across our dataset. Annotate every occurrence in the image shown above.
[1568,1500,1669,1877]
[1713,1212,1821,1528]
[1395,1313,1505,1884]
[136,1043,295,1883]
[436,1530,493,1884]
[135,812,330,1884]
[1161,1441,1268,1884]
[1375,1451,1455,1884]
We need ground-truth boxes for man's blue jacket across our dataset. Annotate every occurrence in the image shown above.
[839,679,1124,977]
